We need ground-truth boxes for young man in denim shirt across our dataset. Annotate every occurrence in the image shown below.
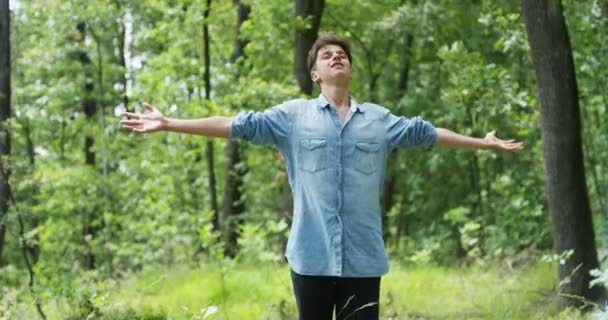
[121,33,523,320]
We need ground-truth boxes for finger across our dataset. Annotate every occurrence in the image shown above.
[143,102,155,112]
[499,140,520,146]
[122,124,142,132]
[503,142,523,148]
[120,123,141,130]
[495,142,523,151]
[122,112,141,119]
[120,119,143,126]
[505,143,524,151]
[121,124,140,130]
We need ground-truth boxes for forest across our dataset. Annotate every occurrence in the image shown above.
[1,0,608,319]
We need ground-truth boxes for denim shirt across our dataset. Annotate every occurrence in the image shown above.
[230,94,437,277]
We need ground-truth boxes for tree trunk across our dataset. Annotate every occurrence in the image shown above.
[117,16,130,112]
[0,0,11,265]
[75,21,97,270]
[88,27,108,177]
[383,31,414,242]
[222,0,250,258]
[24,120,39,264]
[202,0,219,231]
[294,0,325,95]
[111,0,131,113]
[465,104,483,219]
[230,1,250,68]
[521,0,606,309]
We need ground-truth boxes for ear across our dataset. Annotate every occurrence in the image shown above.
[311,71,319,83]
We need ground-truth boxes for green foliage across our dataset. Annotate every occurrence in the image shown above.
[238,219,288,264]
[3,0,608,316]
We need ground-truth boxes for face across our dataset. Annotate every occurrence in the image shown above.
[310,44,352,85]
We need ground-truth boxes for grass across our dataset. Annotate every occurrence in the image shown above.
[380,261,559,319]
[9,259,594,319]
[112,261,296,319]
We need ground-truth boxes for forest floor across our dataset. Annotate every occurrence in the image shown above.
[8,259,606,319]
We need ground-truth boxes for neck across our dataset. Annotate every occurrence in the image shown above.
[320,84,350,109]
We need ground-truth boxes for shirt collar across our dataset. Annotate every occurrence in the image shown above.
[316,94,364,113]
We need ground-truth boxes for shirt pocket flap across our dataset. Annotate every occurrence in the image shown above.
[355,142,380,153]
[301,138,327,150]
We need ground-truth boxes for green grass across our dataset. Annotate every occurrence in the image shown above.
[380,261,559,319]
[111,262,296,319]
[10,259,589,319]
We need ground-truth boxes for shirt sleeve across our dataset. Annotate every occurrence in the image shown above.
[385,112,437,150]
[229,102,294,147]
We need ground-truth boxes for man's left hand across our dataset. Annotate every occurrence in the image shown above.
[483,131,524,152]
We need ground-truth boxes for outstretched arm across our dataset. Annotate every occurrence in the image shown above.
[436,128,523,152]
[120,103,232,138]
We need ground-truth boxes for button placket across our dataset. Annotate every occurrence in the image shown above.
[328,107,347,276]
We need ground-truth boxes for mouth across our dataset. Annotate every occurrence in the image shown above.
[331,63,344,68]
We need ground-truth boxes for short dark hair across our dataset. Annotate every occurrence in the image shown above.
[307,32,352,72]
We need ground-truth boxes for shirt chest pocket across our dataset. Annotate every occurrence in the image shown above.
[354,141,380,175]
[298,138,328,173]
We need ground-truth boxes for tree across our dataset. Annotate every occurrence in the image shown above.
[222,0,250,257]
[382,11,415,243]
[74,21,98,270]
[113,0,130,113]
[294,0,325,95]
[521,0,606,309]
[202,0,219,231]
[0,0,10,264]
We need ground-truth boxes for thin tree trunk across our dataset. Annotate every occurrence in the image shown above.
[88,26,108,177]
[23,119,39,264]
[75,22,97,270]
[593,96,608,223]
[521,0,606,309]
[88,25,113,276]
[0,155,46,319]
[583,106,608,224]
[111,0,131,112]
[0,17,42,307]
[222,0,250,258]
[118,17,130,112]
[294,0,325,95]
[202,0,219,231]
[59,121,66,162]
[0,0,10,264]
[384,31,414,243]
[14,199,46,320]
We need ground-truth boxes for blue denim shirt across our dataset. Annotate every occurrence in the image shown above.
[230,94,437,277]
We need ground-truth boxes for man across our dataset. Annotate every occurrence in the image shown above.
[121,33,523,320]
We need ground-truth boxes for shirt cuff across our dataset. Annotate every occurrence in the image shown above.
[229,111,247,141]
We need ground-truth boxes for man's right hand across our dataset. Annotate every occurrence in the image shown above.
[120,103,168,133]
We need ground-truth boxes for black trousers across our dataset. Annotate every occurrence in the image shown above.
[290,269,380,320]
